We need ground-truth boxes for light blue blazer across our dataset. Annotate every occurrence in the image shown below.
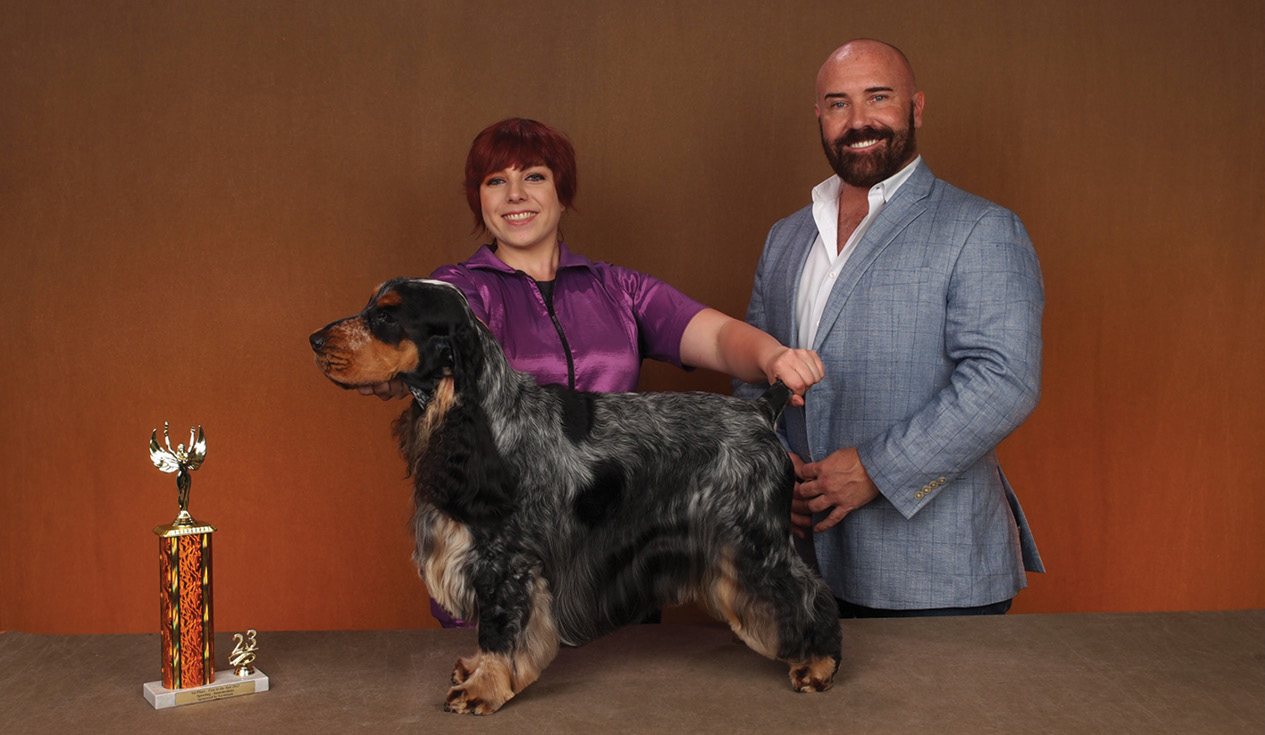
[737,162,1045,609]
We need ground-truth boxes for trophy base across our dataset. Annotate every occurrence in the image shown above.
[142,669,269,709]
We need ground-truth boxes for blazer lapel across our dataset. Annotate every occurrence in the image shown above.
[772,213,818,349]
[812,164,935,351]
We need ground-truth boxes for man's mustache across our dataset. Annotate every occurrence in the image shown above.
[834,126,894,149]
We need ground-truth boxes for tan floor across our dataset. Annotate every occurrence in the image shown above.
[2,610,1262,734]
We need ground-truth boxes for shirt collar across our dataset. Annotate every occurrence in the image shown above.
[811,155,923,208]
[465,242,594,274]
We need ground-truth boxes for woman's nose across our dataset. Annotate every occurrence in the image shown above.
[506,178,525,201]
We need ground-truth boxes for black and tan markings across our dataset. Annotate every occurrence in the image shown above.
[310,285,420,387]
[311,278,841,715]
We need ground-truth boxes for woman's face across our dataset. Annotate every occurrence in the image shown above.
[479,165,564,255]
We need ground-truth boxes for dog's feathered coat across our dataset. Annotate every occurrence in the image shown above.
[311,278,841,714]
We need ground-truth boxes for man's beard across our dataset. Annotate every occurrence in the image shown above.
[820,106,917,188]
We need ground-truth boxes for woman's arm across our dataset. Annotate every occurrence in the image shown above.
[679,308,824,406]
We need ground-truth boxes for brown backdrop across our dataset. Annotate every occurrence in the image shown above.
[2,0,1261,634]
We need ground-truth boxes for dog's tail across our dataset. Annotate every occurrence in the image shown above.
[757,380,793,424]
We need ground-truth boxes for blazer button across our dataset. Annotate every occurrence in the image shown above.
[915,491,925,500]
[938,477,947,485]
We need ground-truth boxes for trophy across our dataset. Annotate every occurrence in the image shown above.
[142,423,269,709]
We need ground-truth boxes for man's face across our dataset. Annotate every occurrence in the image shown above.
[815,43,924,188]
[819,105,918,188]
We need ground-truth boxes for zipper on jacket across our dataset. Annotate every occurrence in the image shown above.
[533,279,576,389]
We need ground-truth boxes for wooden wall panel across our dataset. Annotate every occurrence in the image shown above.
[1,0,1261,633]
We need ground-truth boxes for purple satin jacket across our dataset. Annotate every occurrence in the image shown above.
[429,243,707,392]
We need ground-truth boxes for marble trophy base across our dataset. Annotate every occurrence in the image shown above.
[143,669,269,709]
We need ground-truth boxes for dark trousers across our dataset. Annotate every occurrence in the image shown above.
[836,597,1012,618]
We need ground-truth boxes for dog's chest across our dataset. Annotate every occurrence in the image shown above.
[413,504,476,618]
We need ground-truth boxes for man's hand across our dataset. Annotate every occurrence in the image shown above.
[788,451,813,538]
[796,447,879,532]
[356,379,409,400]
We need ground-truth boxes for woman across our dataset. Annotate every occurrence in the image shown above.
[363,118,823,626]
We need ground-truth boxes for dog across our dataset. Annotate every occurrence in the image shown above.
[310,277,841,714]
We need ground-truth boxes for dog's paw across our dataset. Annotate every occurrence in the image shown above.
[789,657,838,693]
[442,650,517,714]
[451,655,478,685]
[444,684,502,715]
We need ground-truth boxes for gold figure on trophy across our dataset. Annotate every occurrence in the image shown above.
[150,422,207,527]
[230,630,259,677]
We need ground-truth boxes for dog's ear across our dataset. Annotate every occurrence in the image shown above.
[393,402,423,467]
[423,400,515,525]
[392,282,485,389]
[447,323,484,392]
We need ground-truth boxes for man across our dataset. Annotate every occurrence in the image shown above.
[736,39,1044,617]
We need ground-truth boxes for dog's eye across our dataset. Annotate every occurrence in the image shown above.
[374,311,397,326]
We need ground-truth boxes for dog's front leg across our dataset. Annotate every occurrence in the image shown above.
[450,654,479,685]
[445,563,558,715]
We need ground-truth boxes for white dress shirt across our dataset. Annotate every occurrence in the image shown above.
[796,156,922,349]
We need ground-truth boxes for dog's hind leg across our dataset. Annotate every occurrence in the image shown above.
[705,546,841,693]
[704,549,782,660]
[771,561,841,693]
[445,569,559,715]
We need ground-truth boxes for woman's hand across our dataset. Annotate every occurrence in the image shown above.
[762,347,824,407]
[356,379,409,400]
[680,309,825,405]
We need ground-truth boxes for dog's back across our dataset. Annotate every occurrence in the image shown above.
[483,385,797,645]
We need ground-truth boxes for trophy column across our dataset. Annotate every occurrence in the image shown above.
[155,520,216,689]
[143,422,268,709]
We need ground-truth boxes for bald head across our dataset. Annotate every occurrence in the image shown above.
[817,39,918,101]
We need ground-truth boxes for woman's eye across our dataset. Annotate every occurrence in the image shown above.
[484,177,504,186]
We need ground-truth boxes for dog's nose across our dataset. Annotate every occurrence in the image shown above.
[309,332,326,352]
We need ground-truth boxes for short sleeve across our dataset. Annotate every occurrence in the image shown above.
[607,265,708,366]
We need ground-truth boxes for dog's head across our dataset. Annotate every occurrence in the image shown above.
[309,278,482,399]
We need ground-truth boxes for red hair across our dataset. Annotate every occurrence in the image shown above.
[463,118,578,233]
